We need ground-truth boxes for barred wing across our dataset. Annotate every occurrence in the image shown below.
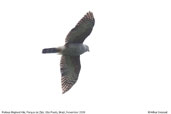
[60,56,81,94]
[65,11,95,44]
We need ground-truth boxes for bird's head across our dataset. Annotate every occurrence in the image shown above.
[84,45,90,52]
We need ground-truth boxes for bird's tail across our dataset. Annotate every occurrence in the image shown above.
[42,48,61,54]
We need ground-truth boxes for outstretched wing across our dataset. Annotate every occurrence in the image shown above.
[60,55,81,94]
[65,11,95,44]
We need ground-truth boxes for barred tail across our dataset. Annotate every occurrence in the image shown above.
[42,48,60,54]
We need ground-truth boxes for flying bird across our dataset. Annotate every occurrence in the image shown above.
[42,11,95,94]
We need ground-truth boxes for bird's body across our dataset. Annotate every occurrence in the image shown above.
[59,43,89,56]
[42,11,95,94]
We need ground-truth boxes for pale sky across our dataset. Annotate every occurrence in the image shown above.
[0,0,171,113]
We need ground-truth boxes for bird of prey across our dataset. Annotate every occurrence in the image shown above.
[42,11,95,94]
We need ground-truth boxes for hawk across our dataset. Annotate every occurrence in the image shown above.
[42,11,95,94]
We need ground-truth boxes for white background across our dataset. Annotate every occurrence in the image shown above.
[0,0,171,114]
